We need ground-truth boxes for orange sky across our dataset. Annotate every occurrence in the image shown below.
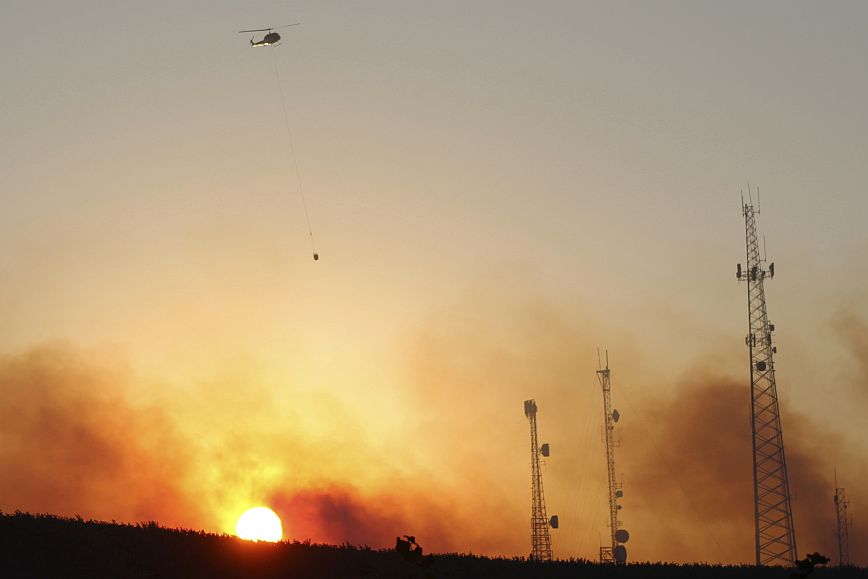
[1,0,867,566]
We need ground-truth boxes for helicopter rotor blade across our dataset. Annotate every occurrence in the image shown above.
[237,23,299,33]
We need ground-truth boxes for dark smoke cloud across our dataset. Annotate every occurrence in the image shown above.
[269,486,406,547]
[2,304,867,566]
[269,483,525,553]
[619,376,753,563]
[0,344,201,528]
[621,371,868,565]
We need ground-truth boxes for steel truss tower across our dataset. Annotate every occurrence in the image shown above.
[834,473,851,567]
[524,399,555,561]
[737,194,797,566]
[597,352,628,564]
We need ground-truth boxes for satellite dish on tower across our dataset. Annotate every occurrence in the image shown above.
[549,515,559,529]
[615,529,630,543]
[614,545,627,563]
[540,443,550,457]
[615,489,624,498]
[612,409,620,422]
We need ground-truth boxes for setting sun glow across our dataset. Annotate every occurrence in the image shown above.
[235,507,283,542]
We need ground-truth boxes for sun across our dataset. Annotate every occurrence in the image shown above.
[235,506,283,542]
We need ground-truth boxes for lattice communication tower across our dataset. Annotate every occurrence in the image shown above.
[737,192,797,566]
[524,399,557,561]
[597,352,628,564]
[834,472,852,567]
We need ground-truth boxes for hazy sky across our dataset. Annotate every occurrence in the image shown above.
[2,0,867,565]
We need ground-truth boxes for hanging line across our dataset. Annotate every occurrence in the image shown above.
[270,44,318,260]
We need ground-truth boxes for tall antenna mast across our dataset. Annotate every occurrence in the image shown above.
[736,196,797,566]
[597,351,629,564]
[834,472,852,567]
[524,399,557,561]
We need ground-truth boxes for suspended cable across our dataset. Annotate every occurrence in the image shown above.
[559,378,602,558]
[270,45,319,261]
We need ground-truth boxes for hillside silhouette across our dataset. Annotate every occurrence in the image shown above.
[1,512,863,578]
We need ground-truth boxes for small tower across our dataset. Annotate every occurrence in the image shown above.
[597,351,629,564]
[736,190,798,566]
[524,399,557,561]
[834,472,852,567]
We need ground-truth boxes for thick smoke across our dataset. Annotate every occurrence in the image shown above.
[396,295,868,565]
[269,486,404,546]
[0,341,531,554]
[1,305,866,565]
[267,482,530,554]
[267,486,473,551]
[618,376,754,563]
[620,370,868,565]
[0,344,201,528]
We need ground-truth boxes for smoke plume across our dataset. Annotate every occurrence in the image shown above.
[1,300,867,566]
[0,344,200,528]
[620,370,868,565]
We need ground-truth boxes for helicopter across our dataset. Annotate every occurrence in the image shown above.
[239,23,299,47]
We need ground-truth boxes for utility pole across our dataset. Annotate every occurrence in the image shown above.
[524,399,557,561]
[597,351,628,563]
[736,190,797,566]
